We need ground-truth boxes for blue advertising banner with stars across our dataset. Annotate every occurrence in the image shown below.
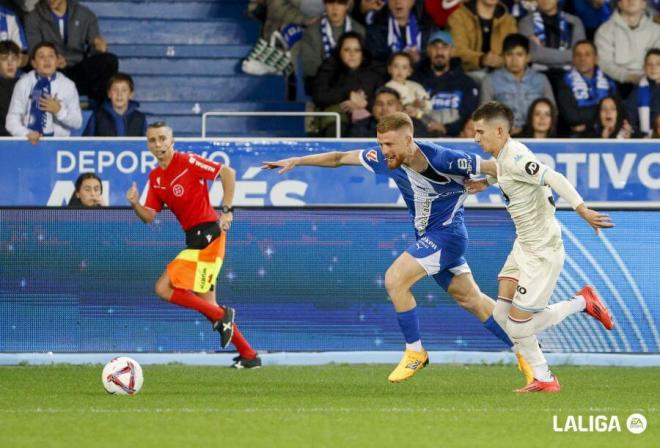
[0,138,658,206]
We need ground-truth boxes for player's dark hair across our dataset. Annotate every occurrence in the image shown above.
[502,33,529,54]
[30,41,58,60]
[107,72,135,92]
[472,101,515,131]
[0,40,20,56]
[148,121,169,129]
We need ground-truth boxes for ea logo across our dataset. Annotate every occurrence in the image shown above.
[517,285,527,295]
[626,413,647,434]
[525,161,540,176]
[172,184,184,197]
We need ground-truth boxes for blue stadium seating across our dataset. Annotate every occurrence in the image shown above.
[82,0,308,137]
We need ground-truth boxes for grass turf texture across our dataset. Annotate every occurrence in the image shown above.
[0,364,656,448]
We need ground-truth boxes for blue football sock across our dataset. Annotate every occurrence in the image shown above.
[483,315,513,348]
[397,308,421,343]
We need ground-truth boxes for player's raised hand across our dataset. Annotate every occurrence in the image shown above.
[576,205,614,234]
[261,157,299,174]
[126,182,140,205]
[465,178,488,194]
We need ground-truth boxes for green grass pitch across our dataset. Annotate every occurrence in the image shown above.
[0,364,657,448]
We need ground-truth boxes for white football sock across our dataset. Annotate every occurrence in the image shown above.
[532,295,586,333]
[405,340,423,352]
[514,335,552,381]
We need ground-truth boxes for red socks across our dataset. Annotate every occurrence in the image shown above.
[169,289,256,359]
[232,325,257,359]
[170,288,224,322]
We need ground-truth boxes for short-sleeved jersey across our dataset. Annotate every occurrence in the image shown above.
[495,138,561,250]
[359,140,480,236]
[145,152,222,231]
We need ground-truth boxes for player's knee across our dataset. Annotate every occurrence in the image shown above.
[384,267,403,295]
[506,317,535,340]
[154,279,171,301]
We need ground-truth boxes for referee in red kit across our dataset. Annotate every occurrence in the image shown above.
[126,121,260,368]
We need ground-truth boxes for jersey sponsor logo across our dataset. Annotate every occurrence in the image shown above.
[189,156,216,173]
[172,184,184,197]
[525,161,540,176]
[517,285,527,295]
[366,149,378,162]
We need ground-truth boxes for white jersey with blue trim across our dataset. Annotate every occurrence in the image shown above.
[495,138,561,250]
[359,140,480,235]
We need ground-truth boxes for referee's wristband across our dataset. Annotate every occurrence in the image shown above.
[220,205,234,214]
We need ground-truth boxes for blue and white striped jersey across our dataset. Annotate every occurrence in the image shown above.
[359,140,480,235]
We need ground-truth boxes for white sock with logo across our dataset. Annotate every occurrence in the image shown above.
[515,335,553,382]
[532,295,586,333]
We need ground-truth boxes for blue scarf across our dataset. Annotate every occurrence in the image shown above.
[533,11,570,49]
[0,7,8,38]
[637,76,652,135]
[387,13,420,53]
[321,14,351,59]
[565,67,612,108]
[597,1,612,23]
[280,23,304,49]
[28,73,55,136]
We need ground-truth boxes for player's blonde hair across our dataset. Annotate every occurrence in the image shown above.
[376,112,414,134]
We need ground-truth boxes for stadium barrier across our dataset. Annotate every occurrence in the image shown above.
[0,207,658,366]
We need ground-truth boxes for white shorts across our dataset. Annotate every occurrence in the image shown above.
[498,239,565,312]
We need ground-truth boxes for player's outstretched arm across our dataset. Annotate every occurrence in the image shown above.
[126,181,156,224]
[543,169,614,234]
[262,150,362,174]
[218,165,235,232]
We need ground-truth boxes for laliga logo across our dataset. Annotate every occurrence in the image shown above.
[552,414,647,434]
[172,184,184,197]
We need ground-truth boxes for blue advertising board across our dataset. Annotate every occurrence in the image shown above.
[0,138,658,206]
[0,208,657,353]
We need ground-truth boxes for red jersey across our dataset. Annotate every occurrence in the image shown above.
[145,151,222,231]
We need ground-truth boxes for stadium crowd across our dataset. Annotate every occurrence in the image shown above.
[1,0,660,139]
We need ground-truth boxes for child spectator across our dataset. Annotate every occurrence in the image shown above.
[625,48,660,137]
[480,33,555,134]
[385,51,430,120]
[25,0,118,105]
[83,72,146,137]
[5,41,82,143]
[0,39,20,136]
[517,97,557,138]
[68,172,105,207]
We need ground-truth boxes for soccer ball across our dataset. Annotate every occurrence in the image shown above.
[102,357,144,395]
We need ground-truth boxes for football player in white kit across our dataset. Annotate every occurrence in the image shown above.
[467,102,615,393]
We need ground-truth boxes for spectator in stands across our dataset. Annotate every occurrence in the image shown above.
[366,0,427,63]
[25,0,118,105]
[480,34,555,134]
[0,39,20,136]
[348,86,432,136]
[68,172,104,207]
[385,51,430,119]
[5,41,82,143]
[262,0,321,38]
[83,72,146,137]
[0,3,28,65]
[517,97,557,138]
[572,0,613,40]
[311,31,385,136]
[411,30,481,137]
[518,0,585,90]
[588,95,636,138]
[595,0,660,96]
[625,48,660,137]
[424,0,461,28]
[459,117,476,137]
[352,0,387,26]
[557,40,617,137]
[301,0,365,84]
[447,0,517,79]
